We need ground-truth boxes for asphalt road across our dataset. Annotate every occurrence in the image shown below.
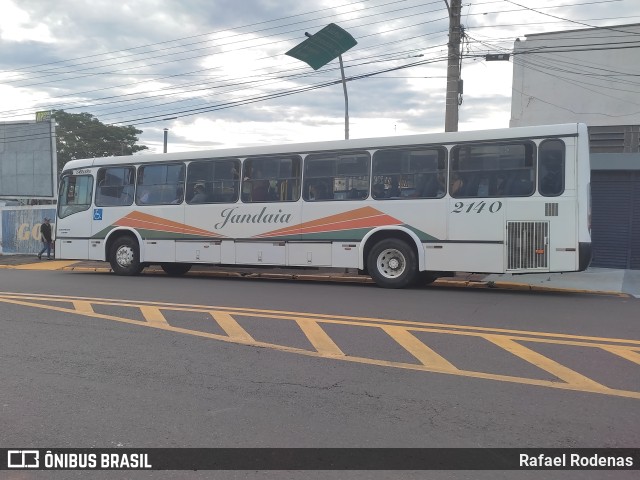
[0,268,638,480]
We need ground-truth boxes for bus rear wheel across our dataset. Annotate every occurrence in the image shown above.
[367,238,417,288]
[109,236,143,276]
[161,263,192,276]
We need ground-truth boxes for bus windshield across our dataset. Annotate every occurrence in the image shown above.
[58,174,94,219]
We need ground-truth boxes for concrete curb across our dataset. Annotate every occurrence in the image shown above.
[55,264,630,296]
[487,280,628,297]
[0,257,629,296]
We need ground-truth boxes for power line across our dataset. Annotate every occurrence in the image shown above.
[502,0,640,35]
[0,54,449,144]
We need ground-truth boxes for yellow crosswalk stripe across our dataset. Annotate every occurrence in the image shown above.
[210,311,254,343]
[384,326,458,371]
[73,301,94,314]
[602,346,640,365]
[485,335,609,391]
[296,319,344,356]
[140,306,169,326]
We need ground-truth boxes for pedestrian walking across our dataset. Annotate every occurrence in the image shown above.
[37,217,53,260]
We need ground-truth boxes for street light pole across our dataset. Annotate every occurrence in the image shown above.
[303,31,350,140]
[291,25,356,141]
[338,54,349,140]
[162,117,178,154]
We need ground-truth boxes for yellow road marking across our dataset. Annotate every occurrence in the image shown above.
[602,346,640,365]
[14,261,79,270]
[210,311,254,343]
[2,291,637,347]
[73,301,94,314]
[1,291,638,349]
[296,319,344,356]
[0,292,638,399]
[140,306,169,326]
[484,335,609,391]
[383,326,457,371]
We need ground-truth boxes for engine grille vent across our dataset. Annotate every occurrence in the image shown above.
[507,221,549,270]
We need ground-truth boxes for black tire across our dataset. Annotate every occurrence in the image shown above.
[367,238,418,288]
[109,236,143,276]
[161,263,192,276]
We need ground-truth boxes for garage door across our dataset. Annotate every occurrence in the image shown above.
[591,171,640,269]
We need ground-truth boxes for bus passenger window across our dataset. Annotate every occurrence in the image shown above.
[303,151,370,202]
[372,147,446,199]
[96,166,135,207]
[242,156,301,203]
[539,139,565,197]
[136,163,185,205]
[450,141,535,198]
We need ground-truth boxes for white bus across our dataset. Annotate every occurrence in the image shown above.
[55,123,592,288]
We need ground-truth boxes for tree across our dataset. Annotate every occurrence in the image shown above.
[53,110,148,172]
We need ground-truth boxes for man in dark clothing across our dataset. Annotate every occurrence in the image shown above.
[38,217,53,260]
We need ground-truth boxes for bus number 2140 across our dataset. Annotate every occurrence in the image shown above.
[452,201,503,214]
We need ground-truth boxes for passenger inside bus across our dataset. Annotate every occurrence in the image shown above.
[137,186,151,204]
[191,183,207,203]
[372,182,385,199]
[505,170,533,195]
[309,182,330,201]
[387,177,401,197]
[450,172,465,196]
[540,152,563,196]
[244,166,270,202]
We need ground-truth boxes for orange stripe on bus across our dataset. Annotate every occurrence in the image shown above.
[115,211,224,237]
[256,207,401,238]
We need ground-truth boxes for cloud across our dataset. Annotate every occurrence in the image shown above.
[0,0,638,155]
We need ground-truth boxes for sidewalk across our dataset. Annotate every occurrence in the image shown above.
[482,268,640,298]
[0,254,637,297]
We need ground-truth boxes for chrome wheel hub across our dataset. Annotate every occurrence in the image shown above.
[376,248,406,279]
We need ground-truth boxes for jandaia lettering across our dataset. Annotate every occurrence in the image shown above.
[214,207,291,229]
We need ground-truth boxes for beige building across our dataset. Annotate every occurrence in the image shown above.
[509,24,640,269]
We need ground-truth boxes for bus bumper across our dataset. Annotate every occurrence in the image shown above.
[578,242,592,271]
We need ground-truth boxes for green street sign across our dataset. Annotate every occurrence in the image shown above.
[285,23,357,70]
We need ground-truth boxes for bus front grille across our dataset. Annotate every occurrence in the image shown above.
[507,221,549,270]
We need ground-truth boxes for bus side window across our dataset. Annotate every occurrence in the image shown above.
[452,141,536,198]
[243,156,301,203]
[506,169,534,195]
[539,139,565,197]
[137,163,184,205]
[372,147,446,200]
[304,152,370,202]
[96,166,135,207]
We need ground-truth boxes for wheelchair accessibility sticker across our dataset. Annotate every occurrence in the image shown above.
[93,209,103,221]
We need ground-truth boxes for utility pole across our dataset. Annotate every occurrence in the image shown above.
[444,0,462,132]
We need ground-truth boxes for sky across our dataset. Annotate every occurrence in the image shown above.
[0,0,638,154]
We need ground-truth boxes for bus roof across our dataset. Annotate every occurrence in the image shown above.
[62,123,584,172]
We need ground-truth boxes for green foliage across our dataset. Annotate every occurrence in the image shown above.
[53,110,148,172]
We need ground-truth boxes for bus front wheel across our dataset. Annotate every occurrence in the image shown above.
[161,263,192,276]
[367,238,417,288]
[109,237,143,276]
